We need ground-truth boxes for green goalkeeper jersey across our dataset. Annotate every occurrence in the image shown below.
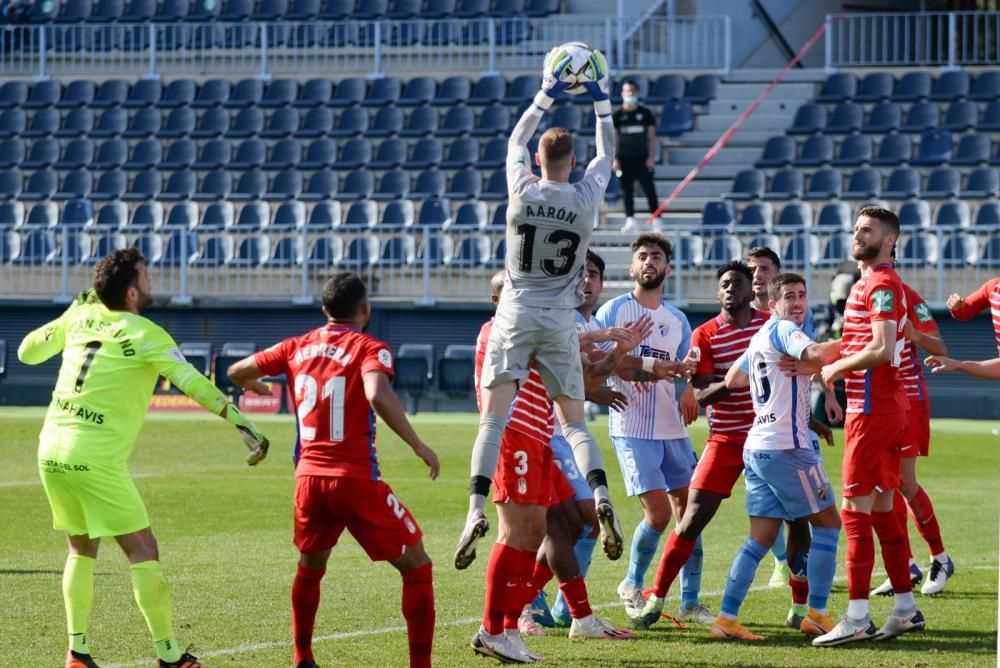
[19,301,230,467]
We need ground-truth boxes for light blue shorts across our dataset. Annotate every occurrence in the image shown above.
[611,436,698,497]
[550,434,592,501]
[743,447,836,521]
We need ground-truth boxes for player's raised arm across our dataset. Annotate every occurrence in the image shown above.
[363,369,440,479]
[583,50,614,165]
[506,47,570,189]
[925,355,1000,380]
[724,353,750,390]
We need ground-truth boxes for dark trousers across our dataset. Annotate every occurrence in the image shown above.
[619,157,658,217]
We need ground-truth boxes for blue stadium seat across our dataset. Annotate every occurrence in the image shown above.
[263,171,302,201]
[333,137,370,169]
[190,235,228,267]
[0,82,27,111]
[292,79,331,109]
[372,169,409,201]
[684,74,718,105]
[940,233,977,265]
[152,0,189,23]
[364,138,404,171]
[657,101,694,136]
[94,201,126,229]
[421,0,455,16]
[480,170,507,201]
[301,235,337,267]
[952,133,990,166]
[763,169,803,200]
[872,134,912,166]
[974,200,1000,227]
[161,201,197,229]
[490,0,524,15]
[646,74,686,105]
[122,108,162,139]
[971,71,1000,101]
[417,197,450,227]
[23,108,59,138]
[898,200,931,228]
[192,79,230,109]
[700,236,741,267]
[843,167,882,199]
[219,0,253,20]
[723,169,764,201]
[200,201,234,229]
[394,105,435,138]
[91,80,128,109]
[328,77,365,108]
[191,139,230,171]
[883,167,921,200]
[90,169,126,200]
[855,72,893,103]
[805,168,841,199]
[410,169,445,199]
[404,137,442,169]
[24,80,60,109]
[124,138,162,170]
[121,169,161,202]
[416,233,450,267]
[229,139,266,170]
[793,135,833,167]
[380,200,414,230]
[862,102,902,134]
[57,80,95,109]
[121,79,160,109]
[271,201,306,230]
[0,138,23,170]
[934,200,970,227]
[22,138,60,169]
[0,169,21,201]
[987,103,1000,134]
[931,70,970,101]
[775,201,811,228]
[254,0,290,20]
[432,105,471,138]
[192,169,232,202]
[816,72,857,103]
[452,200,487,229]
[300,169,338,201]
[472,104,510,137]
[158,107,195,138]
[57,138,94,170]
[486,238,506,268]
[736,202,772,230]
[338,236,376,270]
[362,77,402,109]
[261,235,299,268]
[787,103,826,135]
[340,200,377,230]
[261,107,300,139]
[127,201,162,231]
[386,0,420,18]
[365,106,403,138]
[54,170,93,201]
[892,71,931,102]
[816,233,850,266]
[89,107,128,138]
[755,135,794,168]
[912,129,952,166]
[190,107,229,139]
[962,168,999,198]
[451,234,488,267]
[264,139,302,171]
[56,107,95,138]
[701,200,736,227]
[781,235,821,268]
[815,201,850,230]
[338,169,373,200]
[437,137,477,170]
[11,229,55,264]
[328,107,368,138]
[293,107,333,139]
[445,168,482,199]
[259,79,297,110]
[504,75,540,105]
[983,237,1000,267]
[226,108,265,138]
[22,169,57,200]
[232,201,269,230]
[433,76,470,107]
[187,0,220,19]
[227,236,263,267]
[392,77,434,109]
[832,134,872,167]
[224,79,263,110]
[228,169,266,201]
[454,0,488,17]
[486,203,507,230]
[285,0,318,19]
[943,100,978,131]
[525,0,556,14]
[158,79,195,110]
[923,167,960,199]
[24,201,58,228]
[825,102,862,134]
[299,138,337,169]
[901,101,939,133]
[476,137,506,169]
[469,74,505,106]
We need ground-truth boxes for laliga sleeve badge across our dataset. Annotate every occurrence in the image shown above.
[378,348,393,368]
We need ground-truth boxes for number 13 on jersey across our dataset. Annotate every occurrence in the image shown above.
[294,373,346,442]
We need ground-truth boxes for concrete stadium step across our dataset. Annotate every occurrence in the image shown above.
[656,180,729,199]
[678,129,774,147]
[655,163,745,180]
[727,68,830,84]
[714,81,818,99]
[667,146,759,165]
[696,112,795,132]
[706,98,801,115]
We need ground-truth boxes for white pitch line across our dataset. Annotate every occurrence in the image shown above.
[0,473,158,488]
[102,564,999,668]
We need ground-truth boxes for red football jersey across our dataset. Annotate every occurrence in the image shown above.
[254,324,395,479]
[475,319,555,446]
[690,309,768,436]
[950,277,1000,356]
[840,264,908,415]
[898,282,938,402]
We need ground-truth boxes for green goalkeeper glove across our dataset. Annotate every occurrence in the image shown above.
[65,288,101,313]
[225,405,269,466]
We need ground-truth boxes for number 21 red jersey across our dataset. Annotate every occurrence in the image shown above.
[254,324,395,480]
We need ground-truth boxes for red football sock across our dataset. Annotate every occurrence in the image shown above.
[788,575,808,606]
[558,576,592,619]
[504,551,543,629]
[907,486,945,556]
[652,531,696,598]
[893,490,913,561]
[841,508,875,600]
[483,543,521,635]
[291,563,325,665]
[402,562,435,668]
[872,510,913,594]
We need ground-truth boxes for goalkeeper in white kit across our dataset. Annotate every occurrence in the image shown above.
[455,45,624,569]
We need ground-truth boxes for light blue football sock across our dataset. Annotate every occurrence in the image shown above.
[807,526,840,612]
[771,523,787,562]
[679,534,703,611]
[625,520,663,588]
[720,539,769,618]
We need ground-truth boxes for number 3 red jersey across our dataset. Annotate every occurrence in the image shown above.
[254,324,395,480]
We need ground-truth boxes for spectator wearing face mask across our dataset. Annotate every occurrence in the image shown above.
[613,80,659,233]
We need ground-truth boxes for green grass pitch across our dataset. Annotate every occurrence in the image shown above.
[1,408,997,667]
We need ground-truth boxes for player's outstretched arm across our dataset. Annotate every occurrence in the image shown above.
[821,319,895,385]
[925,355,1000,380]
[904,321,947,356]
[363,370,440,479]
[582,49,614,163]
[723,356,749,390]
[947,282,991,320]
[506,46,569,168]
[17,313,69,365]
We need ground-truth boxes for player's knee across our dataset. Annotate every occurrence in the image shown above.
[899,479,919,499]
[645,507,671,533]
[577,502,598,533]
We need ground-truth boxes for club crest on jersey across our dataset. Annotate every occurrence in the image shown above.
[872,289,894,313]
[518,477,527,495]
[658,322,670,337]
[915,303,933,323]
[378,348,392,368]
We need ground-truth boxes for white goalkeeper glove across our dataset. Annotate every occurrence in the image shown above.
[536,46,572,109]
[582,49,611,115]
[225,405,269,466]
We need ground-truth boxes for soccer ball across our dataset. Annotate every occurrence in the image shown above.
[546,42,606,95]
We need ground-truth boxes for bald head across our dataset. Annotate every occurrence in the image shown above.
[490,270,505,304]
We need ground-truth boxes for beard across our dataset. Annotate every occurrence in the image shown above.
[136,290,153,311]
[852,241,880,261]
[637,269,666,290]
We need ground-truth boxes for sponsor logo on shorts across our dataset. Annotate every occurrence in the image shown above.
[54,398,105,425]
[40,459,90,473]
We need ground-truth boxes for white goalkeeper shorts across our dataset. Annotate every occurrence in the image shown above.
[480,300,585,400]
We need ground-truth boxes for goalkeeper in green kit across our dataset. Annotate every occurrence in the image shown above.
[18,248,269,668]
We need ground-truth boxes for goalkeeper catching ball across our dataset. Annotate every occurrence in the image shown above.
[18,248,268,668]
